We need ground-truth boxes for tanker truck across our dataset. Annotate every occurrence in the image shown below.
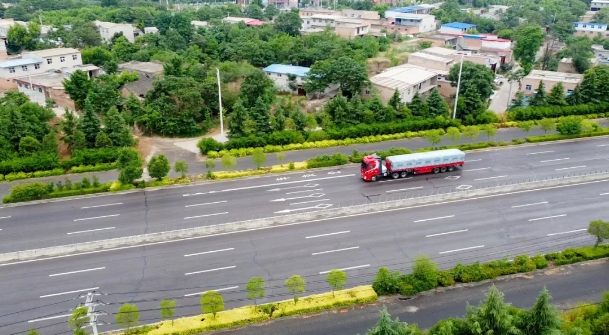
[360,149,466,181]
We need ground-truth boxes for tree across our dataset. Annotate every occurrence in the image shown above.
[427,89,449,117]
[174,160,189,178]
[246,277,266,306]
[513,24,545,74]
[221,154,237,169]
[285,274,306,304]
[466,285,519,335]
[326,269,348,297]
[27,330,40,335]
[41,131,59,154]
[538,119,556,134]
[518,121,535,133]
[578,64,609,104]
[117,148,142,184]
[82,47,113,67]
[80,106,101,147]
[365,308,417,335]
[448,61,495,101]
[72,130,88,151]
[457,84,486,120]
[228,99,251,139]
[556,116,583,135]
[148,154,171,180]
[446,127,461,143]
[200,291,224,319]
[412,255,439,292]
[588,220,609,247]
[408,93,429,117]
[566,84,583,106]
[265,4,280,20]
[388,89,403,110]
[481,124,497,141]
[116,303,140,333]
[463,126,480,143]
[593,7,609,24]
[274,11,302,36]
[567,37,594,74]
[95,131,113,148]
[103,107,133,147]
[327,57,370,98]
[522,288,562,335]
[63,70,92,110]
[19,136,41,156]
[426,130,444,149]
[547,82,567,106]
[240,69,275,109]
[68,306,89,331]
[250,97,273,134]
[60,109,79,150]
[252,148,266,169]
[529,81,548,107]
[160,299,176,326]
[277,152,286,165]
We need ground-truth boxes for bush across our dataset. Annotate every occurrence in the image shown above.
[0,153,61,174]
[436,270,455,287]
[526,129,609,143]
[531,254,548,269]
[198,138,224,155]
[3,182,53,203]
[307,130,329,142]
[372,267,400,295]
[306,153,349,168]
[556,116,584,135]
[69,163,117,173]
[508,103,609,121]
[62,148,121,168]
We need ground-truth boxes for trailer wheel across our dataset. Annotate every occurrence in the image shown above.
[433,168,440,174]
[371,176,377,182]
[392,172,399,179]
[400,172,408,178]
[448,166,455,172]
[440,167,447,173]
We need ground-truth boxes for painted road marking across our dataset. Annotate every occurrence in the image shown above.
[414,215,455,223]
[379,178,413,183]
[267,183,319,192]
[319,264,369,274]
[302,174,317,177]
[474,175,507,181]
[465,159,482,162]
[511,201,548,208]
[285,189,323,194]
[306,231,350,239]
[0,216,10,220]
[290,199,330,205]
[528,214,566,221]
[184,248,235,257]
[49,267,105,277]
[185,201,227,208]
[185,266,236,276]
[40,287,99,298]
[67,227,115,235]
[426,229,468,238]
[28,314,72,323]
[555,166,586,171]
[184,212,228,220]
[540,158,570,163]
[386,186,424,193]
[312,246,359,256]
[271,193,325,202]
[184,286,239,297]
[597,144,609,147]
[456,185,473,190]
[526,151,555,155]
[445,176,460,180]
[547,228,587,236]
[74,214,119,222]
[464,167,490,171]
[439,245,484,254]
[601,192,609,195]
[275,203,333,214]
[81,203,123,209]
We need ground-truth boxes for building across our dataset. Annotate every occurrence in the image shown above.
[420,46,503,72]
[385,4,437,15]
[385,13,436,34]
[340,9,380,20]
[144,27,159,34]
[480,5,509,20]
[301,15,372,38]
[299,8,339,17]
[222,17,256,25]
[365,64,438,104]
[557,57,599,73]
[521,70,583,96]
[456,34,513,63]
[573,22,608,37]
[591,0,609,11]
[593,44,609,60]
[94,20,135,43]
[581,11,597,23]
[262,64,337,96]
[419,35,459,47]
[21,48,82,72]
[191,21,209,29]
[408,52,455,71]
[118,61,164,99]
[0,58,43,90]
[439,22,477,35]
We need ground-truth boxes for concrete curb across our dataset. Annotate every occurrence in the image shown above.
[1,170,608,263]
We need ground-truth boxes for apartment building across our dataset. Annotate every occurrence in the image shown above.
[573,22,608,37]
[0,58,43,90]
[521,70,583,96]
[340,9,380,20]
[421,46,503,72]
[94,20,135,43]
[365,64,438,104]
[301,14,372,38]
[22,48,82,72]
[590,0,609,11]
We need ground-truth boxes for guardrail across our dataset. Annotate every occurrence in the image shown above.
[0,169,608,262]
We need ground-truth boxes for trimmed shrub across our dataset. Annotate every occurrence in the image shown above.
[62,147,121,168]
[0,153,61,174]
[531,254,548,269]
[197,138,224,155]
[3,182,53,203]
[508,103,609,121]
[306,153,349,168]
[437,270,455,287]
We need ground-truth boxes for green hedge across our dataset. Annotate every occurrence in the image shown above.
[0,153,61,174]
[2,168,65,182]
[61,147,122,168]
[2,178,111,203]
[526,129,609,143]
[545,245,609,265]
[306,153,349,168]
[69,162,117,173]
[508,104,608,121]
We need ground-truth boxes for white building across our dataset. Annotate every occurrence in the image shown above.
[439,22,477,35]
[591,0,609,11]
[0,58,44,90]
[262,64,337,96]
[365,64,438,104]
[144,27,158,34]
[94,20,135,43]
[573,22,608,37]
[385,13,436,33]
[191,20,209,28]
[21,48,82,72]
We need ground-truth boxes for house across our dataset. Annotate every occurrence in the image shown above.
[418,35,459,48]
[22,48,82,72]
[592,44,609,60]
[299,8,340,17]
[420,47,503,72]
[301,15,372,38]
[521,70,583,96]
[385,4,437,15]
[94,20,135,43]
[573,22,608,37]
[222,17,256,25]
[557,57,599,73]
[581,11,597,22]
[439,22,477,35]
[456,34,513,63]
[144,27,159,34]
[0,58,44,90]
[262,64,338,96]
[480,5,509,20]
[268,0,297,9]
[118,61,164,99]
[408,52,455,71]
[365,64,438,104]
[384,13,436,34]
[591,0,609,11]
[191,21,209,29]
[340,9,380,20]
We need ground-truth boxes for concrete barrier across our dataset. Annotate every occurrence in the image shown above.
[1,170,608,263]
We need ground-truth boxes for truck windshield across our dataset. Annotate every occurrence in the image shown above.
[361,162,368,169]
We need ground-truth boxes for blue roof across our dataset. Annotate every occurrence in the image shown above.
[388,5,426,13]
[0,58,43,68]
[262,64,310,77]
[442,22,477,29]
[574,21,606,25]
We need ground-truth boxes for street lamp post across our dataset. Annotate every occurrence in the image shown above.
[452,53,464,120]
[216,68,225,138]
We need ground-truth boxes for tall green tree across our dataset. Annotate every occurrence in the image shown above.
[457,85,485,120]
[200,291,224,319]
[239,69,275,109]
[466,286,519,335]
[567,37,594,74]
[365,308,419,335]
[522,288,562,335]
[95,131,113,148]
[228,99,251,138]
[274,10,302,36]
[251,148,266,169]
[448,61,495,101]
[116,303,140,334]
[427,89,449,117]
[68,306,89,331]
[327,56,370,98]
[63,70,92,110]
[588,220,609,247]
[41,131,59,154]
[579,66,609,104]
[513,24,545,74]
[547,82,568,106]
[246,277,266,306]
[174,160,189,178]
[407,93,429,117]
[566,84,583,106]
[148,154,171,180]
[529,81,548,107]
[85,74,123,115]
[250,97,273,134]
[324,94,350,126]
[103,107,133,147]
[388,89,403,111]
[117,148,142,184]
[80,107,101,147]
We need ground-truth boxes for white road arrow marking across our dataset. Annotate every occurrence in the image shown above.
[275,203,333,214]
[328,171,341,174]
[276,177,289,181]
[445,176,460,180]
[183,191,216,197]
[271,193,325,202]
[267,183,319,192]
[302,174,316,177]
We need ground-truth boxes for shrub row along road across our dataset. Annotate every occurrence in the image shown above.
[1,177,608,334]
[1,136,609,251]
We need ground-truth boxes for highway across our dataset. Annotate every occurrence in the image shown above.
[1,137,609,251]
[0,174,607,334]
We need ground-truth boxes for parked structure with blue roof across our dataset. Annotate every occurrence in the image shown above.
[262,64,338,96]
[439,22,477,35]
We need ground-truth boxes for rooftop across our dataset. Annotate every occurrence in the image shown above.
[123,76,154,98]
[525,70,583,84]
[118,61,164,74]
[310,14,345,20]
[421,46,457,56]
[14,72,68,88]
[246,20,266,26]
[370,64,436,90]
[390,13,435,18]
[397,63,449,76]
[222,17,254,23]
[425,34,459,41]
[22,48,80,58]
[410,52,455,64]
[262,64,310,77]
[442,22,477,29]
[191,20,208,26]
[592,0,609,3]
[388,4,435,13]
[0,57,43,68]
[574,21,607,25]
[94,20,132,28]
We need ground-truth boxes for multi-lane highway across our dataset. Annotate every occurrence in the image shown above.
[1,166,608,334]
[1,137,609,252]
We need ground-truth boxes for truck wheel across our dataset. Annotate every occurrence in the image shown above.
[400,172,408,178]
[371,176,377,182]
[391,172,399,179]
[440,167,447,173]
[448,166,455,172]
[433,168,440,174]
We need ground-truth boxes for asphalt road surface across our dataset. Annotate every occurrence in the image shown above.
[1,175,607,334]
[1,136,609,252]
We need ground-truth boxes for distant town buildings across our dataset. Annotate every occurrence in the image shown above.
[94,20,135,43]
[365,64,438,104]
[573,22,608,37]
[521,70,583,96]
[262,64,338,96]
[118,61,164,99]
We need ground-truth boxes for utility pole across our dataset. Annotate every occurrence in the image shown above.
[216,68,225,139]
[452,53,464,119]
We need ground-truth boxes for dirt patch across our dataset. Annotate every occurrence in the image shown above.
[136,136,155,162]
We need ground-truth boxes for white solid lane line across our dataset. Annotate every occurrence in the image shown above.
[184,248,235,257]
[386,186,423,193]
[414,215,455,223]
[426,229,468,238]
[474,175,507,181]
[290,199,330,205]
[184,286,239,297]
[547,228,587,236]
[312,246,359,256]
[439,245,485,254]
[81,203,123,209]
[526,151,555,155]
[185,266,236,276]
[464,167,490,171]
[555,166,586,171]
[511,201,548,208]
[29,314,72,323]
[67,227,115,235]
[319,264,370,274]
[49,267,105,277]
[601,192,609,195]
[74,214,120,221]
[185,201,227,208]
[0,216,10,220]
[597,144,609,147]
[306,231,350,239]
[286,189,323,194]
[465,159,482,162]
[540,158,570,163]
[379,177,412,182]
[528,214,567,221]
[184,212,228,220]
[40,287,99,298]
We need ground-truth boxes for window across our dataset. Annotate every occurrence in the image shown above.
[72,54,78,60]
[60,57,65,62]
[34,64,40,70]
[567,89,573,94]
[8,67,15,73]
[583,24,587,28]
[525,84,532,90]
[17,82,22,87]
[574,23,579,27]
[47,59,52,64]
[22,65,27,71]
[365,89,371,94]
[38,87,42,93]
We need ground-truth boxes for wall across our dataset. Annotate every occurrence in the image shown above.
[267,72,305,92]
[557,61,578,73]
[521,78,580,95]
[408,53,453,71]
[341,9,380,19]
[335,25,369,38]
[382,25,419,35]
[436,75,456,98]
[439,26,468,35]
[22,51,82,72]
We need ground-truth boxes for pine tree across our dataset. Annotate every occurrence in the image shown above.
[579,70,599,104]
[60,109,79,150]
[466,285,519,335]
[95,131,113,148]
[250,97,273,134]
[228,98,250,138]
[546,82,567,106]
[274,105,287,130]
[324,93,350,126]
[427,89,449,117]
[366,95,391,122]
[407,93,429,117]
[365,308,416,335]
[566,84,583,106]
[457,85,485,119]
[348,95,366,124]
[523,288,562,335]
[41,131,59,154]
[104,107,133,147]
[510,92,526,109]
[529,81,548,107]
[71,130,88,152]
[290,108,307,131]
[79,105,101,148]
[388,88,403,111]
